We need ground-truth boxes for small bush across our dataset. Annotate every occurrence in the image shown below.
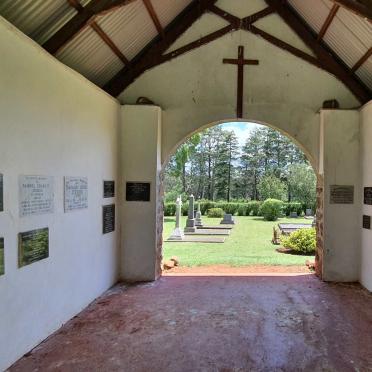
[281,228,316,254]
[237,203,247,216]
[200,201,216,215]
[260,199,283,221]
[164,203,176,216]
[248,201,261,216]
[283,202,302,216]
[181,203,188,216]
[207,208,224,218]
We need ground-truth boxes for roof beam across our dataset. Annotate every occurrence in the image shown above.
[143,0,165,38]
[330,0,372,21]
[265,0,371,103]
[352,47,372,71]
[104,0,218,97]
[317,4,339,41]
[43,0,136,54]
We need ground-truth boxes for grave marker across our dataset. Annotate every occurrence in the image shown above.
[0,173,3,212]
[185,195,197,233]
[64,177,88,212]
[330,185,354,204]
[364,187,372,205]
[103,204,115,234]
[363,215,371,230]
[221,213,235,225]
[168,196,184,241]
[126,182,150,201]
[195,201,203,227]
[19,228,49,267]
[19,175,54,217]
[103,180,115,198]
[0,237,4,276]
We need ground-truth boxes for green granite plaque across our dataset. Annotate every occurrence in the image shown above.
[19,228,49,267]
[0,173,3,212]
[0,237,4,276]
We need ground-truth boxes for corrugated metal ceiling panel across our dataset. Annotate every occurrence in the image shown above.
[96,1,157,61]
[357,59,372,90]
[0,0,91,45]
[151,0,193,28]
[56,26,123,87]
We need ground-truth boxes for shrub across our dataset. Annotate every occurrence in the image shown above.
[200,201,216,215]
[237,203,247,216]
[281,228,316,254]
[217,202,239,215]
[260,199,283,221]
[283,202,303,216]
[207,208,224,218]
[181,203,189,216]
[248,201,261,216]
[164,203,176,216]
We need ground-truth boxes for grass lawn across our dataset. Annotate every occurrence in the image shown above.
[163,216,315,267]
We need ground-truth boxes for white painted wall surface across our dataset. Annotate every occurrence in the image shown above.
[0,18,120,370]
[119,105,162,282]
[119,12,359,165]
[360,101,372,291]
[321,110,361,282]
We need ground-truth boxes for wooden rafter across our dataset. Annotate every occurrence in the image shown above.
[317,4,339,41]
[104,0,219,96]
[43,0,136,54]
[330,0,372,21]
[352,47,372,71]
[143,0,164,38]
[67,0,129,64]
[264,0,371,103]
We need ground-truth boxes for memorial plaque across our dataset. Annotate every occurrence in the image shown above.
[363,215,371,230]
[126,182,150,202]
[19,228,49,267]
[0,173,3,212]
[0,237,4,276]
[330,185,354,204]
[19,175,54,217]
[364,187,372,205]
[103,180,115,198]
[103,204,115,234]
[64,177,88,212]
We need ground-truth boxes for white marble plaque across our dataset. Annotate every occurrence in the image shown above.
[19,175,54,217]
[64,177,88,212]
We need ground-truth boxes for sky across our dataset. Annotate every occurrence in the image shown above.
[220,122,261,147]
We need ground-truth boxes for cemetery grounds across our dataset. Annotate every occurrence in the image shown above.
[163,216,315,271]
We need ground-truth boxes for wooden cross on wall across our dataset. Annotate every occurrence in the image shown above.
[223,46,259,118]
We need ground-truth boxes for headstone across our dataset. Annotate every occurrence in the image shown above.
[364,187,372,205]
[184,195,197,233]
[220,213,235,225]
[363,215,371,230]
[126,182,150,201]
[168,197,184,240]
[103,204,115,234]
[195,201,203,227]
[64,176,88,212]
[290,211,298,218]
[330,185,354,204]
[18,227,49,267]
[0,173,3,212]
[19,175,54,217]
[305,208,313,216]
[103,180,115,198]
[0,237,4,276]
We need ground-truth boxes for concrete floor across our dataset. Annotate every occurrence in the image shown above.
[10,274,372,371]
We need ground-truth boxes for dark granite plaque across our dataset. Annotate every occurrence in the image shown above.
[330,185,354,204]
[0,237,4,276]
[0,173,3,212]
[19,228,49,267]
[126,182,150,202]
[103,181,115,198]
[363,215,371,230]
[103,204,115,234]
[364,187,372,205]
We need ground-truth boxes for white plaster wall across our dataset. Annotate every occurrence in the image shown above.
[360,101,372,291]
[119,105,162,282]
[322,110,361,282]
[119,18,359,166]
[0,18,120,370]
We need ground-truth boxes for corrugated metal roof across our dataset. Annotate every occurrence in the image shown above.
[56,25,123,87]
[0,0,91,45]
[151,0,193,28]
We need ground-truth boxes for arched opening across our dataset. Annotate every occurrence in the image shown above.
[160,120,322,276]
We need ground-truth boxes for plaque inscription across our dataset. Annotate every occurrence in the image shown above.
[103,181,115,198]
[126,182,150,202]
[19,228,49,267]
[0,237,4,276]
[64,177,88,212]
[0,173,3,212]
[19,175,54,217]
[363,215,371,230]
[364,187,372,205]
[330,185,354,204]
[103,204,115,234]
